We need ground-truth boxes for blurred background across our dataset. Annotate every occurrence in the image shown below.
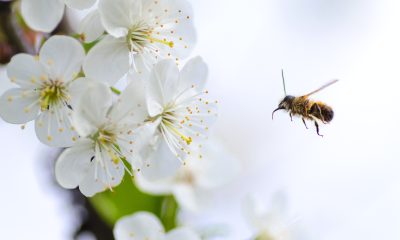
[1,0,400,239]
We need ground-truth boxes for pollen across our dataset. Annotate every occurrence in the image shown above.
[7,96,12,102]
[47,135,52,141]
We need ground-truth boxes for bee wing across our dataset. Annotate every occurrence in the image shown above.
[304,79,339,97]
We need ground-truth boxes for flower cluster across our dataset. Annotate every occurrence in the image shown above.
[0,0,302,239]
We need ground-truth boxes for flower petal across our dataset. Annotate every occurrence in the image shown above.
[79,10,105,43]
[55,139,94,189]
[98,0,140,38]
[172,184,199,212]
[80,147,125,197]
[64,0,96,10]
[166,228,200,240]
[140,135,181,181]
[0,88,40,124]
[21,0,65,32]
[113,212,165,240]
[194,140,240,189]
[39,36,85,82]
[109,76,147,125]
[146,60,179,116]
[6,54,46,89]
[179,56,208,93]
[83,36,129,85]
[71,81,112,137]
[35,106,79,147]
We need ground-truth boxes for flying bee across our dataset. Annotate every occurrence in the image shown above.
[272,70,338,137]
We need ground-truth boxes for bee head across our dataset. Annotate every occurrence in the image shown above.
[278,95,294,110]
[272,95,294,119]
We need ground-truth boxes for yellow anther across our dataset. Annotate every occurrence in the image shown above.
[47,136,53,141]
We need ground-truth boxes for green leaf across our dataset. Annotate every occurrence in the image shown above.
[89,174,178,230]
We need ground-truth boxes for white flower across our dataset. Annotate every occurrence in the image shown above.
[84,0,196,85]
[144,57,217,166]
[55,80,149,196]
[135,139,239,212]
[243,194,305,240]
[21,0,97,32]
[0,36,86,147]
[114,211,201,240]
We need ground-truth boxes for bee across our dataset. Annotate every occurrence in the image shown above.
[272,70,338,137]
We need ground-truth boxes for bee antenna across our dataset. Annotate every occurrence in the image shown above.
[281,69,287,96]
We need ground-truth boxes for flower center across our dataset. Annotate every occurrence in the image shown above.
[39,80,68,111]
[127,22,174,52]
[161,110,192,145]
[92,129,122,165]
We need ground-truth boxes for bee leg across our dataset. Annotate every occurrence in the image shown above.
[302,118,308,129]
[314,121,323,137]
[289,112,293,121]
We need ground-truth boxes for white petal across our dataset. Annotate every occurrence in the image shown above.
[109,77,147,125]
[172,184,199,212]
[21,0,65,32]
[146,60,179,116]
[6,54,46,89]
[98,0,140,38]
[39,36,85,82]
[79,10,105,43]
[134,173,174,195]
[35,106,79,147]
[71,81,112,137]
[140,135,181,181]
[55,139,94,189]
[179,56,208,93]
[64,0,96,10]
[113,212,165,240]
[166,227,200,240]
[79,145,125,197]
[83,36,129,85]
[0,88,40,124]
[194,140,240,189]
[66,77,95,108]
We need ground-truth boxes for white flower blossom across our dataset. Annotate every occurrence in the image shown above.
[84,0,196,85]
[21,0,97,32]
[55,80,149,196]
[243,194,305,240]
[0,36,86,147]
[137,57,217,180]
[114,211,201,240]
[136,139,240,212]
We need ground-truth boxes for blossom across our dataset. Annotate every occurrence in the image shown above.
[84,0,196,85]
[135,139,240,212]
[21,0,97,32]
[243,194,305,240]
[113,211,201,240]
[0,36,86,147]
[136,57,218,180]
[55,80,149,196]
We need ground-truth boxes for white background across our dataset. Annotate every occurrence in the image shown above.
[1,0,400,239]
